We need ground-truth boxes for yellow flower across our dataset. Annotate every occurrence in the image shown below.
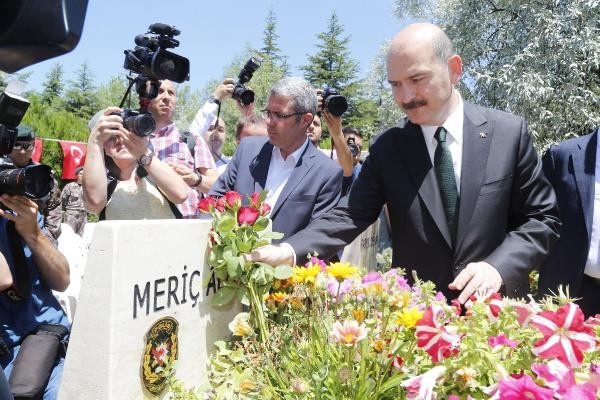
[352,308,366,323]
[239,379,257,393]
[292,264,321,285]
[372,339,386,353]
[326,262,358,282]
[270,292,288,303]
[396,307,424,328]
[228,312,254,337]
[290,296,305,310]
[388,291,412,309]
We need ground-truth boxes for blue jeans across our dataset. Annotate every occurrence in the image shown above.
[2,344,64,400]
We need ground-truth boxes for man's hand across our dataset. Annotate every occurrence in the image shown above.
[244,244,295,267]
[121,129,150,160]
[213,78,235,102]
[167,162,199,187]
[0,195,41,240]
[89,107,128,146]
[448,261,503,303]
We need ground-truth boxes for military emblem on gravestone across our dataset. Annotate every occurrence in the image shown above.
[140,316,179,396]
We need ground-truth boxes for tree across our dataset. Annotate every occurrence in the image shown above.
[393,0,600,148]
[41,62,64,105]
[64,62,99,120]
[259,7,288,73]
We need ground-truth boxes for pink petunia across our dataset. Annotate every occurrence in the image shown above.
[530,303,596,367]
[415,305,461,362]
[401,366,446,400]
[488,333,518,349]
[498,374,554,400]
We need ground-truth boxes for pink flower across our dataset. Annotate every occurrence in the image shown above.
[532,360,570,392]
[401,366,446,400]
[530,303,596,367]
[237,206,260,225]
[216,196,226,212]
[498,374,554,400]
[561,384,597,400]
[305,256,326,271]
[197,196,216,213]
[510,297,540,326]
[488,333,518,349]
[224,191,242,208]
[327,278,355,302]
[249,192,261,207]
[259,202,271,216]
[330,320,367,347]
[415,305,461,362]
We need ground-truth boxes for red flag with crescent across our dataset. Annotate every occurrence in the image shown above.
[59,140,86,179]
[31,138,43,163]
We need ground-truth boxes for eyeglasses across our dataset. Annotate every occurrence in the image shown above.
[261,109,305,121]
[13,143,34,151]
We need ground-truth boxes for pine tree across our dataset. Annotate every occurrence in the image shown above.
[41,62,64,105]
[259,7,288,74]
[300,11,359,90]
[64,62,99,120]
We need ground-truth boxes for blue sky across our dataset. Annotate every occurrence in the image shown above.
[20,0,403,92]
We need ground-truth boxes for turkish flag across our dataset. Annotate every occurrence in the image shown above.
[59,140,86,179]
[31,138,43,163]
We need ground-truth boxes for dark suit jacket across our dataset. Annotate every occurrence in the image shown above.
[209,136,343,242]
[539,130,597,297]
[287,102,560,298]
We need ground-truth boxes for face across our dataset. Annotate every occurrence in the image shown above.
[387,41,461,126]
[76,170,83,184]
[306,114,322,145]
[147,80,177,126]
[103,135,134,163]
[344,134,363,166]
[204,119,226,154]
[9,140,34,167]
[237,123,267,144]
[264,94,312,156]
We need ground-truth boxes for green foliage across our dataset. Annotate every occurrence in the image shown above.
[393,0,600,149]
[259,7,288,74]
[41,63,64,105]
[64,62,100,120]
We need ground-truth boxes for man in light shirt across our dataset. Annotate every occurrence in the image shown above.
[209,76,343,242]
[246,23,560,303]
[540,130,600,316]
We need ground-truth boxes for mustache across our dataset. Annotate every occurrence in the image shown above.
[402,99,428,110]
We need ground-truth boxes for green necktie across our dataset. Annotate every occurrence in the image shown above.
[434,126,459,240]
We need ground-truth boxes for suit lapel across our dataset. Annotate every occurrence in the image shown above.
[455,103,492,253]
[250,142,273,193]
[397,121,452,247]
[572,131,596,241]
[270,142,315,217]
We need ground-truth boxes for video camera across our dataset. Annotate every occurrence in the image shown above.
[118,23,190,137]
[232,58,262,106]
[346,135,360,158]
[0,92,54,200]
[321,86,348,117]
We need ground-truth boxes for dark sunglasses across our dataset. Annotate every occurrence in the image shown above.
[13,143,34,151]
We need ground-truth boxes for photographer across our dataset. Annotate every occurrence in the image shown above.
[0,194,70,400]
[83,107,188,220]
[9,125,62,243]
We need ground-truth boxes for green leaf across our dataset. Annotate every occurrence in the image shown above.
[226,255,241,278]
[273,264,293,280]
[211,286,236,307]
[261,231,284,240]
[236,238,252,253]
[217,215,235,232]
[252,217,269,232]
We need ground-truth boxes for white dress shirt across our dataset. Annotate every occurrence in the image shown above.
[264,139,310,208]
[584,138,600,278]
[420,93,465,193]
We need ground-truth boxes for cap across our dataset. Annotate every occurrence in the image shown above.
[16,124,35,141]
[75,166,84,175]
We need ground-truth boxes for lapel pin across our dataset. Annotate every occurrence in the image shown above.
[479,132,487,138]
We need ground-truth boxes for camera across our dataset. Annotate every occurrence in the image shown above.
[346,136,360,157]
[232,57,262,105]
[119,23,190,136]
[0,91,54,200]
[111,109,155,137]
[321,86,348,117]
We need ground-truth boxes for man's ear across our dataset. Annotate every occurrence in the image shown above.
[447,54,463,85]
[300,113,314,130]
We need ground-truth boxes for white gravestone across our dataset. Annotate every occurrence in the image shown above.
[58,219,238,399]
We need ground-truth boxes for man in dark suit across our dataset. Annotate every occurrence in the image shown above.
[539,130,600,316]
[209,77,343,241]
[248,23,560,303]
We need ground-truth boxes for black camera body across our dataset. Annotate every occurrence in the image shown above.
[346,136,360,157]
[0,91,54,200]
[111,109,155,137]
[322,87,348,117]
[232,57,262,105]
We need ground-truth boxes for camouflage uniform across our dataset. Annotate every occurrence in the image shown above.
[36,174,63,243]
[61,181,86,236]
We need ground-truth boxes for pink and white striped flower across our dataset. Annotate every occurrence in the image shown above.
[530,303,596,367]
[415,305,461,362]
[401,365,447,400]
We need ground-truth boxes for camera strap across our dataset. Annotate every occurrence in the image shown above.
[2,221,32,302]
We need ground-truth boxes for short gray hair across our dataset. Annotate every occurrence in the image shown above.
[269,77,317,116]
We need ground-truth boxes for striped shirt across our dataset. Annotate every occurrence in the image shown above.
[150,123,216,218]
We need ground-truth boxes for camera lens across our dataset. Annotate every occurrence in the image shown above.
[125,113,156,137]
[325,96,348,117]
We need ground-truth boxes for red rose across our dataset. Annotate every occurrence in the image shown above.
[197,196,217,213]
[237,206,260,225]
[216,197,226,212]
[225,191,242,208]
[259,202,271,216]
[249,192,261,207]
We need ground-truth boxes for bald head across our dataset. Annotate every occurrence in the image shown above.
[389,23,454,66]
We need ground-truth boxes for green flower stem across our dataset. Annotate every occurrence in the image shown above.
[248,280,268,343]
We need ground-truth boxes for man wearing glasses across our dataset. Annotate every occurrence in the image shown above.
[9,125,62,243]
[209,77,343,242]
